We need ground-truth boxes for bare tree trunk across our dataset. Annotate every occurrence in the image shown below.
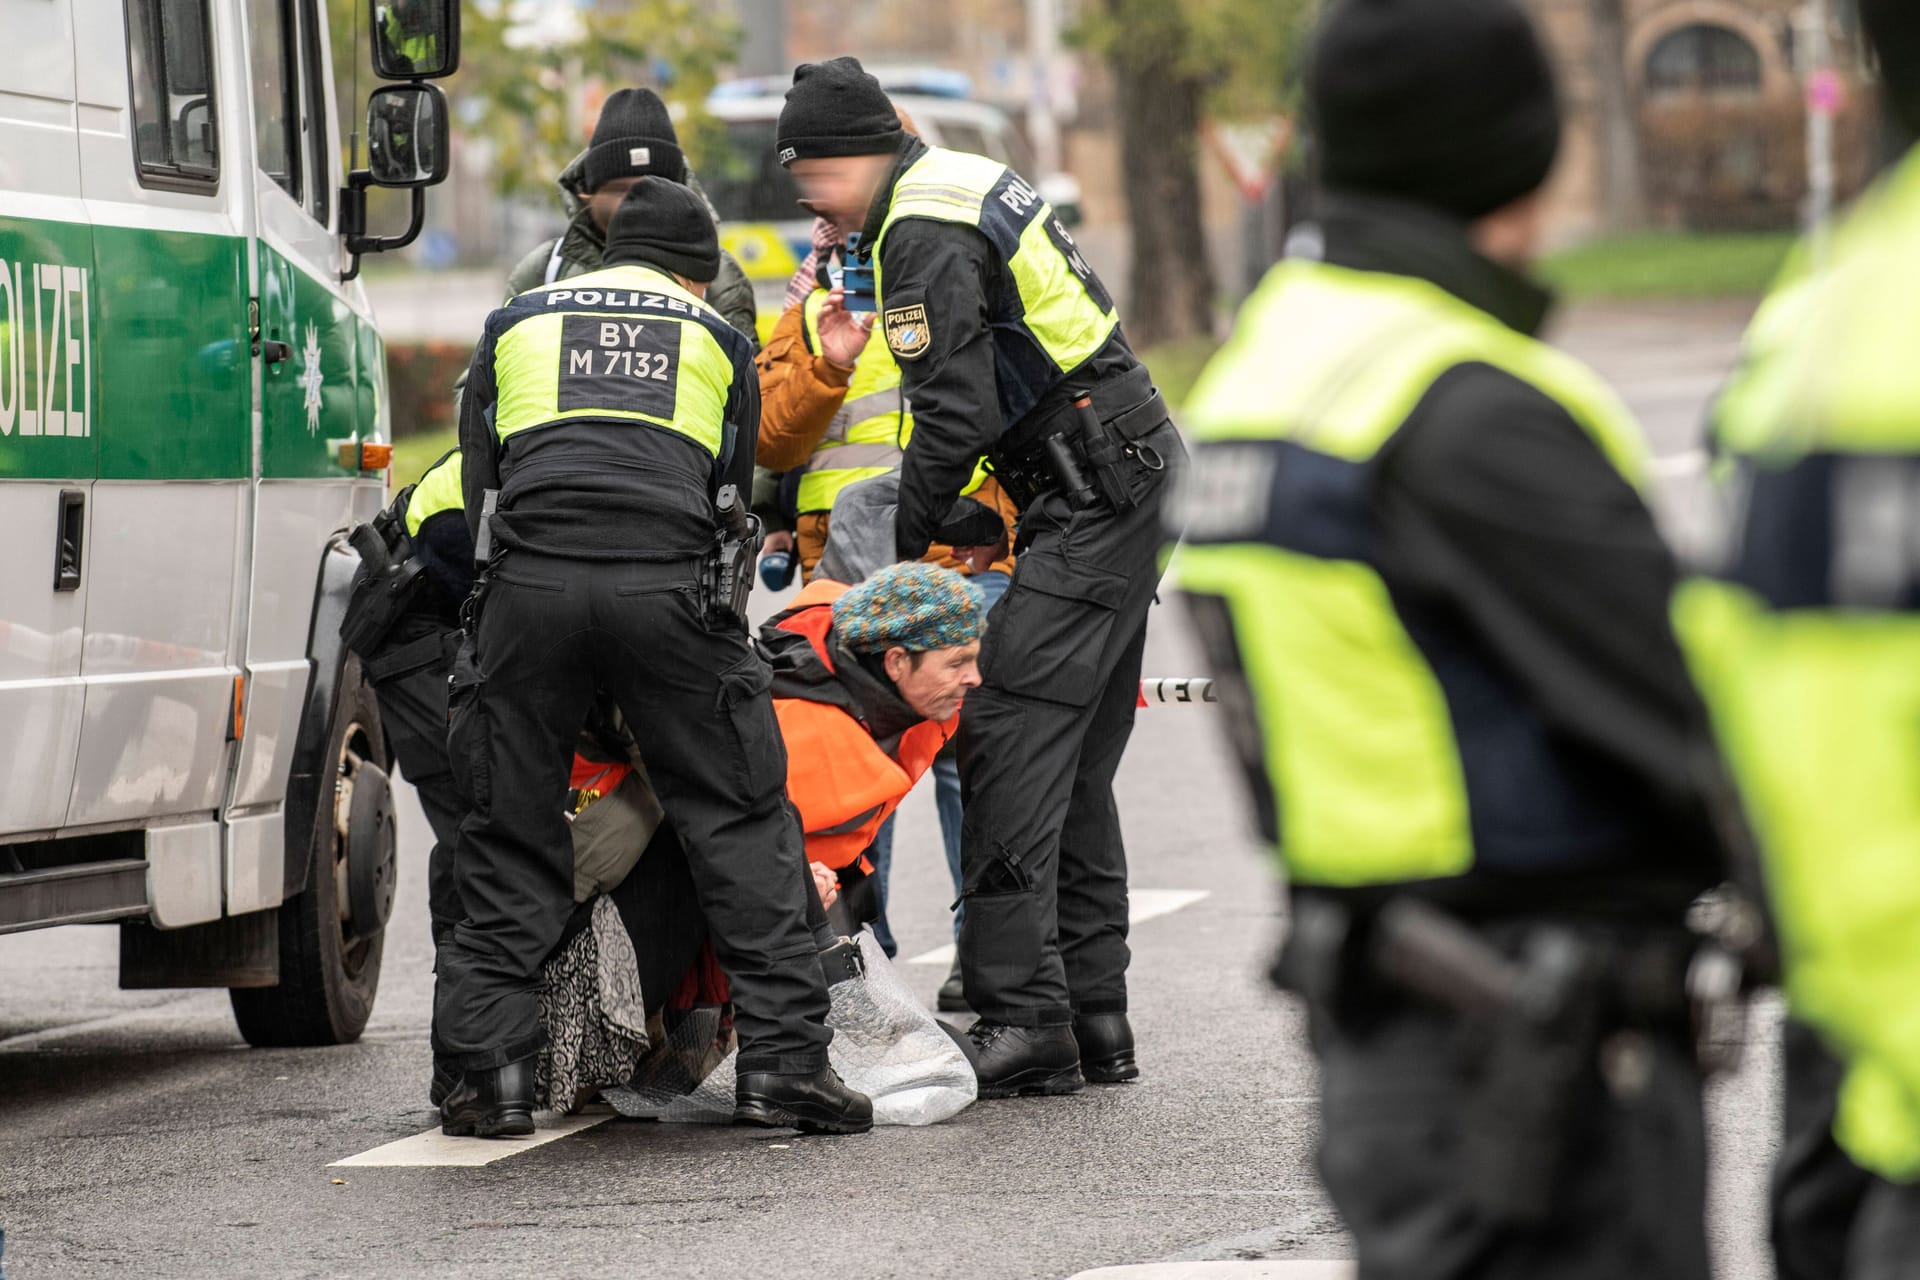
[1105,1,1215,347]
[1588,0,1648,230]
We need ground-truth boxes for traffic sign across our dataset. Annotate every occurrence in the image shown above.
[1206,116,1293,203]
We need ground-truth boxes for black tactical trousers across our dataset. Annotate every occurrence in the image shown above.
[364,615,464,949]
[1773,1017,1920,1280]
[434,550,832,1075]
[1311,994,1711,1280]
[956,423,1184,1026]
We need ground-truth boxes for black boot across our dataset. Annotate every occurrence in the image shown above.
[1073,1012,1139,1084]
[819,935,865,986]
[964,1021,1084,1099]
[735,1066,874,1135]
[439,1058,537,1138]
[428,1056,457,1108]
[936,955,968,1012]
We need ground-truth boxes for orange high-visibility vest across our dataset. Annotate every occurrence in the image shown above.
[771,579,954,869]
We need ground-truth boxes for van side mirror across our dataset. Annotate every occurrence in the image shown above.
[338,84,449,280]
[365,83,448,188]
[370,0,459,80]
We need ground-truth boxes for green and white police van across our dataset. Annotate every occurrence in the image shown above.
[0,0,456,1046]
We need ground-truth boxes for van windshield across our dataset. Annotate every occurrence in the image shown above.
[703,119,803,224]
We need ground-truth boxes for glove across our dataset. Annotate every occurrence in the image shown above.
[931,496,1004,551]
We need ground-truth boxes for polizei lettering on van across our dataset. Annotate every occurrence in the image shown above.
[0,258,93,437]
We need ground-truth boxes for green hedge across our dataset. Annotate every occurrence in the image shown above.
[1539,231,1796,301]
[385,340,473,437]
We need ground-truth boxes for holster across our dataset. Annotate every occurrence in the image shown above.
[702,483,763,629]
[340,506,428,659]
[1281,894,1716,1227]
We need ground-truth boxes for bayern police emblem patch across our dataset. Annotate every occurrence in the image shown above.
[883,303,931,359]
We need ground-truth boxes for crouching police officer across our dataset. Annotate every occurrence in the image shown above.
[437,178,870,1137]
[340,448,472,1102]
[1681,2,1920,1272]
[1173,2,1752,1274]
[775,57,1184,1097]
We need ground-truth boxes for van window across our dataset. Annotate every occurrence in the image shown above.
[297,0,330,225]
[703,119,804,224]
[124,0,219,188]
[249,0,300,203]
[936,122,995,162]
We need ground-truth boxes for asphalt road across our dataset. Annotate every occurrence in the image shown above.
[0,301,1778,1280]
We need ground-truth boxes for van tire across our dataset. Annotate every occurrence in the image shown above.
[231,657,390,1047]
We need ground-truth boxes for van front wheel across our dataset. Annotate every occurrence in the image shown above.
[231,657,391,1047]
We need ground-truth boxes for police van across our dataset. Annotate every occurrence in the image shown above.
[0,0,456,1046]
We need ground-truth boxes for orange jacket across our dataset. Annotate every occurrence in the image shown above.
[768,580,954,869]
[754,299,850,473]
[755,295,1019,581]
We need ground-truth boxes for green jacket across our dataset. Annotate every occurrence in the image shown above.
[505,153,757,341]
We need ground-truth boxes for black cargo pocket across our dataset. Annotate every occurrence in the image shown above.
[445,632,491,815]
[715,653,781,800]
[982,551,1128,707]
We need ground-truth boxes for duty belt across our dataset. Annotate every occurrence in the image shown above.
[1277,894,1744,1226]
[992,364,1169,510]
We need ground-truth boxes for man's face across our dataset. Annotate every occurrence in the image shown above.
[789,155,889,234]
[587,175,642,232]
[885,641,982,724]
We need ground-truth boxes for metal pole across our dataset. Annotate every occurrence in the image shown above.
[1026,0,1062,176]
[735,0,786,79]
[1800,0,1837,262]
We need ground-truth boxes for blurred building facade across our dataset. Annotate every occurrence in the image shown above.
[1527,0,1881,237]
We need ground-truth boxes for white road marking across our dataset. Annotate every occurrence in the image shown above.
[1068,1264,1353,1279]
[1651,448,1710,478]
[330,1111,614,1168]
[907,889,1211,967]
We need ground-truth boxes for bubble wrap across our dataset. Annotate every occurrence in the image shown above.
[607,929,977,1126]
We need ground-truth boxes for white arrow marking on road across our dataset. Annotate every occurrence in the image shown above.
[330,1110,614,1168]
[906,888,1210,967]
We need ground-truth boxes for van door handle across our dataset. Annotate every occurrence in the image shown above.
[54,490,84,592]
[263,339,293,365]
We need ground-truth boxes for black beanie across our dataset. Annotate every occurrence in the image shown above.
[583,88,688,192]
[604,178,720,283]
[1308,0,1562,220]
[1861,0,1920,136]
[776,57,904,166]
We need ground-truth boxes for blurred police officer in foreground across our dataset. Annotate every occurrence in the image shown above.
[436,179,869,1137]
[1681,2,1920,1273]
[1173,1,1748,1273]
[774,57,1185,1098]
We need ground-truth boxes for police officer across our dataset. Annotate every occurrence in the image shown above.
[339,448,472,1104]
[1681,1,1920,1271]
[437,178,870,1137]
[1173,2,1746,1273]
[775,57,1185,1097]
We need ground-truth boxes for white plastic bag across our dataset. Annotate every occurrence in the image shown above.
[607,929,977,1126]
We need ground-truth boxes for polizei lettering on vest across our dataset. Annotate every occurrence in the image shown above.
[0,258,92,438]
[998,174,1040,216]
[542,289,694,315]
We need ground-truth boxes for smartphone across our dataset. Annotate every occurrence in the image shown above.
[841,232,877,313]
